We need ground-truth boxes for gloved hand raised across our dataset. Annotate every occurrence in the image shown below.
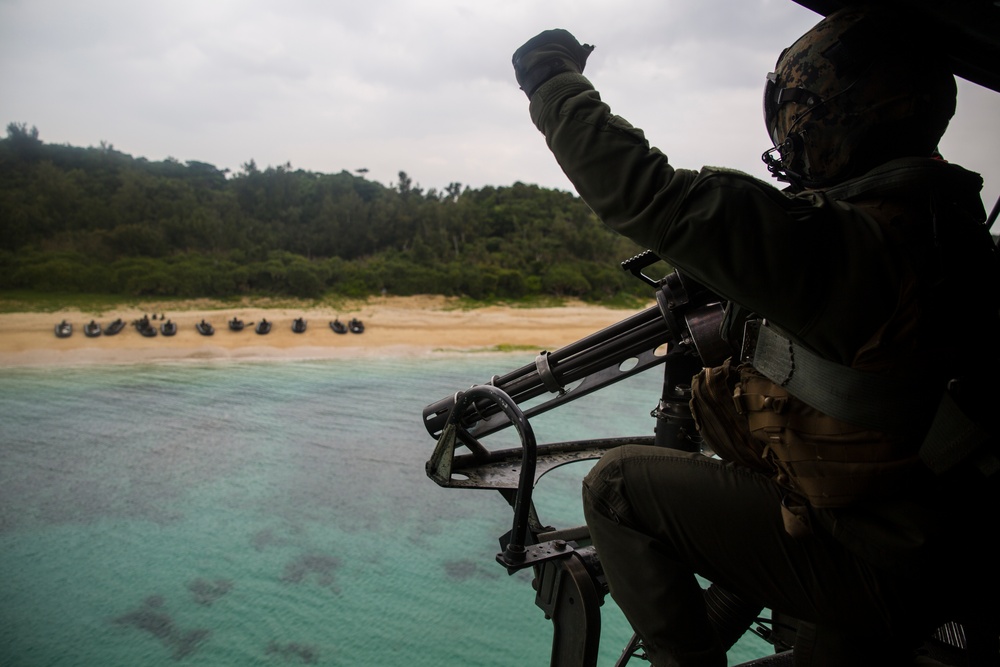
[512,29,594,99]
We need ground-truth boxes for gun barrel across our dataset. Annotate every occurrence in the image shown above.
[422,304,671,439]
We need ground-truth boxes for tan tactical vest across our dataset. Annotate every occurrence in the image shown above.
[691,158,1000,520]
[690,196,931,510]
[691,359,921,509]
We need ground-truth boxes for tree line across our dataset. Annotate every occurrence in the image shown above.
[0,122,665,302]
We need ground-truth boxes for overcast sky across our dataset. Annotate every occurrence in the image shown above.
[2,0,998,214]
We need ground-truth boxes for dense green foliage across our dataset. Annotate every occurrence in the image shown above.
[0,123,664,302]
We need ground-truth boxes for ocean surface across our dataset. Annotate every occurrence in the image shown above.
[1,353,772,666]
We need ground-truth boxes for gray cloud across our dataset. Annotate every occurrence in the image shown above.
[2,0,997,213]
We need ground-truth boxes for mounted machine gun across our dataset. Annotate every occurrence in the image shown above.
[422,251,995,666]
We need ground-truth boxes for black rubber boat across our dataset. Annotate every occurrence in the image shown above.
[103,318,125,336]
[255,319,271,335]
[160,320,177,336]
[195,320,215,336]
[292,317,307,334]
[134,316,157,337]
[84,320,102,338]
[349,318,365,334]
[330,319,348,334]
[229,317,245,331]
[54,320,72,338]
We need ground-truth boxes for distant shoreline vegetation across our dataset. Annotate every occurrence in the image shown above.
[1,123,670,305]
[0,290,651,315]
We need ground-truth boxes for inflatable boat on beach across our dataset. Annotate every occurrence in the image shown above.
[134,316,157,337]
[103,319,125,336]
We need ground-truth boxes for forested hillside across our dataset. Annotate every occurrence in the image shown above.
[0,123,663,302]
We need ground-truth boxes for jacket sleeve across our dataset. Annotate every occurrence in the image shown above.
[527,72,900,363]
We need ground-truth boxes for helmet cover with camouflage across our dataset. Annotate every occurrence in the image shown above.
[763,6,957,187]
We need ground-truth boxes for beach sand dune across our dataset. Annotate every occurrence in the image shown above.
[0,296,647,367]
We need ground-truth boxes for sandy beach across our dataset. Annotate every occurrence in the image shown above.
[0,295,648,367]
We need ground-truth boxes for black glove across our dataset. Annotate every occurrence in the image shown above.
[512,29,594,99]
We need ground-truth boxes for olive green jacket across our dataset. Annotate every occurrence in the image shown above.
[529,71,998,571]
[528,72,985,368]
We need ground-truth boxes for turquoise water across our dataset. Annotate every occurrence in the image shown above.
[0,354,771,665]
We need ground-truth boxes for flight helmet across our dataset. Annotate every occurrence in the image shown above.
[762,6,957,187]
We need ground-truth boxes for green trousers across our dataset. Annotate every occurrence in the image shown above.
[581,445,960,667]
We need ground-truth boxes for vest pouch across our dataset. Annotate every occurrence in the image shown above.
[738,366,917,508]
[690,359,773,474]
[780,494,812,538]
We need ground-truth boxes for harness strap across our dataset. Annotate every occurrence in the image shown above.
[920,389,999,477]
[744,321,998,477]
[744,321,926,434]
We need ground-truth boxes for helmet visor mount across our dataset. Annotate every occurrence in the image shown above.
[763,71,823,146]
[762,71,824,185]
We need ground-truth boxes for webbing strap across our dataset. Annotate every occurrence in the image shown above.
[821,158,943,202]
[748,323,927,434]
[919,390,999,477]
[748,322,997,477]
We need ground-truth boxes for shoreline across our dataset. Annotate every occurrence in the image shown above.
[0,295,647,368]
